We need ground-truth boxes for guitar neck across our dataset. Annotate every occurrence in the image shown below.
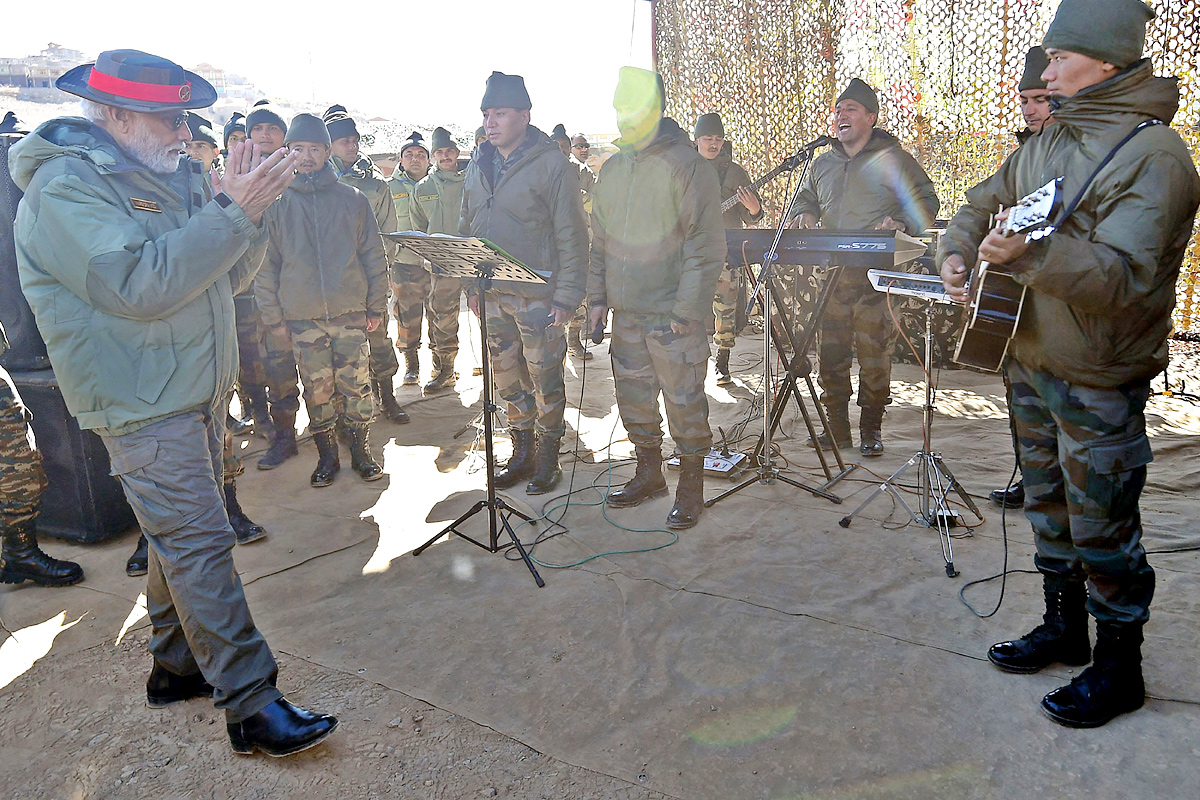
[720,162,786,213]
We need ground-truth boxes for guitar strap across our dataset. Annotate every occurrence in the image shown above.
[1049,118,1163,232]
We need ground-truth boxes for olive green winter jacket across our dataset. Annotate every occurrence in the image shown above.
[587,117,727,323]
[412,167,465,237]
[334,154,399,264]
[10,117,265,434]
[788,128,939,234]
[460,127,589,309]
[938,60,1200,388]
[388,167,435,267]
[256,164,388,326]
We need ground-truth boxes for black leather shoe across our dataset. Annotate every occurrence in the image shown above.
[126,534,149,577]
[228,698,338,757]
[146,662,214,707]
[990,480,1025,508]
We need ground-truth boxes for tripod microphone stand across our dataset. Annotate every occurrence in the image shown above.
[388,233,545,587]
[837,291,983,577]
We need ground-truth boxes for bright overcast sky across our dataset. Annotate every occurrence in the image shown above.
[2,0,654,134]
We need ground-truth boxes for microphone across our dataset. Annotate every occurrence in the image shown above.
[801,135,831,150]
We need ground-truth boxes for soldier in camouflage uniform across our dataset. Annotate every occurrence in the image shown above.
[257,114,388,487]
[388,131,433,385]
[0,322,85,586]
[588,68,727,530]
[566,133,596,361]
[940,0,1200,728]
[694,113,764,385]
[462,72,590,495]
[325,105,409,423]
[246,101,304,469]
[411,126,466,393]
[789,79,938,457]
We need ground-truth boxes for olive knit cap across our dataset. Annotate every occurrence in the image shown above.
[284,113,331,146]
[1042,0,1154,69]
[1018,47,1050,92]
[431,126,456,151]
[694,112,724,139]
[480,71,531,112]
[835,79,879,117]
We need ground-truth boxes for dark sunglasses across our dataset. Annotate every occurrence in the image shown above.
[158,111,189,130]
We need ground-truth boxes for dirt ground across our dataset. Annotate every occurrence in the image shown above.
[2,319,1199,800]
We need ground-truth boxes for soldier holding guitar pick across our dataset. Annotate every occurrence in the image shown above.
[939,0,1200,728]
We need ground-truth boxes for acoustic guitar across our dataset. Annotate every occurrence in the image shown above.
[952,178,1061,372]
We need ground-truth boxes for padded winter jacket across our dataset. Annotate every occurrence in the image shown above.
[256,164,388,326]
[460,126,589,309]
[939,60,1200,388]
[587,117,727,323]
[11,117,265,434]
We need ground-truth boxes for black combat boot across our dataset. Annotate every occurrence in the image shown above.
[1041,622,1145,728]
[257,409,298,470]
[666,454,705,530]
[423,353,458,393]
[808,404,852,451]
[0,519,84,586]
[228,698,339,757]
[243,385,273,440]
[146,661,214,708]
[224,481,266,544]
[402,346,420,385]
[567,326,593,360]
[990,480,1025,508]
[375,377,411,423]
[607,446,669,508]
[309,429,341,488]
[494,429,536,489]
[526,435,563,495]
[126,533,149,577]
[346,423,384,481]
[714,348,733,386]
[988,576,1091,673]
[858,405,885,457]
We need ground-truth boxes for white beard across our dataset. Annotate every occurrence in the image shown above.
[123,118,183,175]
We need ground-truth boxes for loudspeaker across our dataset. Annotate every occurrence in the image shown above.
[9,369,136,543]
[0,132,50,371]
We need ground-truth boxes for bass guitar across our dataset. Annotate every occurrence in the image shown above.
[720,160,792,214]
[952,177,1060,372]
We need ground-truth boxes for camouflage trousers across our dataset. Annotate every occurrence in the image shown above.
[426,271,462,362]
[261,323,301,415]
[712,263,741,350]
[1009,360,1156,625]
[287,312,373,433]
[391,262,430,352]
[817,273,897,410]
[233,293,268,394]
[484,293,567,437]
[0,367,46,528]
[611,312,712,456]
[367,322,399,381]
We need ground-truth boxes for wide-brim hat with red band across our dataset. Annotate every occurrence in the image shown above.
[55,49,216,112]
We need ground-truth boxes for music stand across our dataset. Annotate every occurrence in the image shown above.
[386,232,546,587]
[837,270,984,577]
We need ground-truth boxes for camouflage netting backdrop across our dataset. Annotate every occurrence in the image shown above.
[653,0,1200,365]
